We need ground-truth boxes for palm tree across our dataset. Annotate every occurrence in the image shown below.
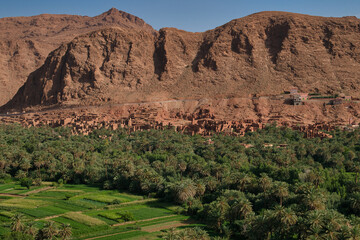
[176,230,188,240]
[195,181,206,199]
[207,197,230,232]
[162,228,177,240]
[280,207,297,227]
[349,225,360,240]
[307,210,324,232]
[24,222,38,238]
[272,182,289,206]
[237,173,252,192]
[349,193,360,214]
[58,224,72,240]
[10,213,24,232]
[352,163,360,183]
[259,173,272,193]
[325,211,344,232]
[211,237,227,240]
[271,206,297,239]
[174,179,197,204]
[20,158,32,175]
[229,198,253,222]
[42,221,58,239]
[307,226,323,240]
[178,160,187,181]
[33,152,45,179]
[303,189,325,210]
[305,171,323,188]
[185,227,210,240]
[324,223,340,240]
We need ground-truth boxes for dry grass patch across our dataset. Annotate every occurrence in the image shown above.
[63,212,106,226]
[48,189,84,193]
[0,211,15,218]
[0,198,47,209]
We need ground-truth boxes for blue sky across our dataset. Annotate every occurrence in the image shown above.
[1,0,359,32]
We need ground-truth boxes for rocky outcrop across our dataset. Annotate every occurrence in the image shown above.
[0,8,155,105]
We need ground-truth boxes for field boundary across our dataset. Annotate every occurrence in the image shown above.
[142,220,191,232]
[105,198,157,208]
[0,193,24,198]
[22,186,54,196]
[84,230,137,240]
[112,214,177,227]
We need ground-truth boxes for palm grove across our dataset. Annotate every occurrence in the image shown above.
[1,123,360,239]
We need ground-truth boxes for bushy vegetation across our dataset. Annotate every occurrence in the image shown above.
[1,123,360,239]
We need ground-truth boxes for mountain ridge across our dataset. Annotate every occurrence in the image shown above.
[2,10,360,114]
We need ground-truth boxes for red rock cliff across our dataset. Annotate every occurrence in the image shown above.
[3,11,360,110]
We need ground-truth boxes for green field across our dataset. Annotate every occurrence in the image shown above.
[0,182,195,239]
[0,183,44,194]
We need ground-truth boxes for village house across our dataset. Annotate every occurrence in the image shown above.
[291,93,308,105]
[289,87,309,105]
[330,98,343,105]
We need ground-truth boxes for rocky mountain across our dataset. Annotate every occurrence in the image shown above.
[2,11,360,111]
[0,8,155,106]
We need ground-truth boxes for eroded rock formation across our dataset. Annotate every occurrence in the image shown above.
[0,8,155,105]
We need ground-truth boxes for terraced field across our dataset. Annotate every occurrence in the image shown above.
[0,182,199,239]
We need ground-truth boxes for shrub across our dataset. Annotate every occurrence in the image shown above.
[0,172,11,182]
[118,211,135,222]
[64,193,72,200]
[58,179,64,187]
[20,178,33,189]
[110,199,121,205]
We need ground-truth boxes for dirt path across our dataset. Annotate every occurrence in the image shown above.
[142,220,191,233]
[0,193,24,198]
[0,186,53,198]
[84,230,137,240]
[34,214,62,221]
[22,186,54,196]
[112,214,177,227]
[34,211,83,222]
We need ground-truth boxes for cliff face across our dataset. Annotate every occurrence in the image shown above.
[3,11,360,110]
[0,8,155,105]
[188,12,360,97]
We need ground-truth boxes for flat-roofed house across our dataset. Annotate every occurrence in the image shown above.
[292,94,302,105]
